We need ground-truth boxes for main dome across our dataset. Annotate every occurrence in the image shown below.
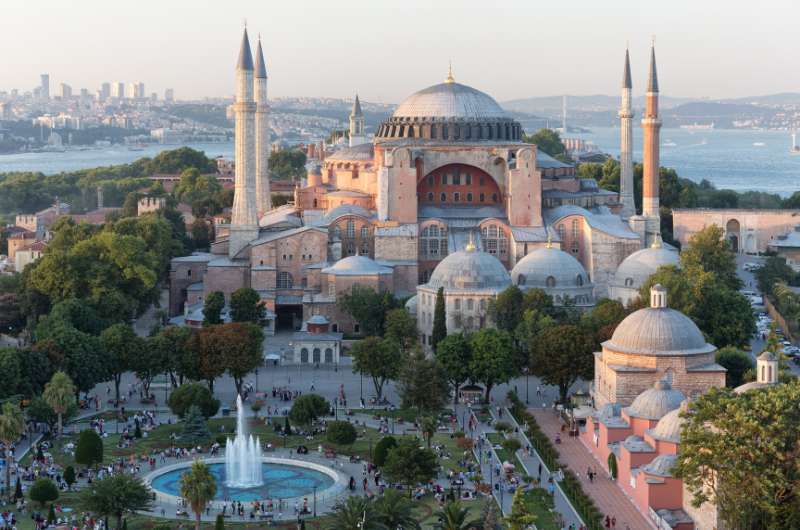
[426,246,511,292]
[393,82,507,120]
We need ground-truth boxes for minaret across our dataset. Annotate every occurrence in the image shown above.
[229,28,259,258]
[348,94,365,147]
[618,48,635,219]
[641,43,662,242]
[254,36,272,216]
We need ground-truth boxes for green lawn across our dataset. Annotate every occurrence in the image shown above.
[522,488,560,530]
[486,432,525,472]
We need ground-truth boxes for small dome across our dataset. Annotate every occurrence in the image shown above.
[307,315,329,325]
[613,238,679,291]
[511,246,591,289]
[641,454,677,477]
[405,295,418,316]
[427,246,511,292]
[649,400,689,443]
[393,82,507,120]
[733,381,771,394]
[625,380,686,420]
[605,287,713,356]
[322,255,392,276]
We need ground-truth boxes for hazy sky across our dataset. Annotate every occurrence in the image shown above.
[3,0,799,103]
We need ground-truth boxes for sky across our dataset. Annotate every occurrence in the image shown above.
[3,0,799,103]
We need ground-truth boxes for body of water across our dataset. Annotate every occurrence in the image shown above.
[2,128,799,197]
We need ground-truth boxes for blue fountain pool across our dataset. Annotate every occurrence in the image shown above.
[150,462,335,502]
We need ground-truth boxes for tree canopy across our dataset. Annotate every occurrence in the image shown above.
[469,329,516,402]
[338,285,398,337]
[350,336,402,401]
[289,394,330,427]
[229,287,266,323]
[79,474,152,530]
[530,324,594,403]
[523,129,571,163]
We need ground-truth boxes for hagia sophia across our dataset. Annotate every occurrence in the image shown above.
[169,30,676,345]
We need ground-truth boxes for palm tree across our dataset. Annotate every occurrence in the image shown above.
[329,496,387,530]
[374,489,420,529]
[420,416,438,449]
[438,500,478,530]
[43,371,76,438]
[0,403,25,502]
[179,460,217,530]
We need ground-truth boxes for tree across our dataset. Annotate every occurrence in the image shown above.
[351,336,401,401]
[481,500,503,530]
[42,371,76,437]
[397,349,449,415]
[0,403,24,500]
[420,416,438,449]
[181,405,211,444]
[674,383,800,528]
[214,513,225,530]
[268,149,307,181]
[469,329,516,403]
[156,326,194,387]
[180,460,218,530]
[168,382,220,418]
[506,489,536,530]
[681,224,741,291]
[0,348,21,401]
[523,129,571,163]
[326,421,357,446]
[135,335,169,399]
[329,496,385,530]
[531,324,594,403]
[203,291,225,326]
[488,286,524,332]
[338,285,397,337]
[190,218,212,250]
[384,308,418,356]
[374,489,420,530]
[100,323,141,405]
[64,466,76,490]
[229,287,266,323]
[79,474,152,530]
[188,325,227,392]
[219,322,264,396]
[431,287,447,350]
[607,453,618,480]
[29,478,58,508]
[383,438,438,496]
[501,438,522,454]
[28,396,76,434]
[716,347,755,388]
[37,324,108,398]
[435,334,472,407]
[75,429,104,468]
[437,500,477,530]
[373,436,397,467]
[289,394,330,428]
[16,346,54,398]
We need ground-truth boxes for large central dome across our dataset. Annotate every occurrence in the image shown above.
[393,82,507,120]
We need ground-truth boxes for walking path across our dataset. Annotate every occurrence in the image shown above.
[531,409,653,530]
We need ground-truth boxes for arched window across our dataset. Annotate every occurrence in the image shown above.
[300,348,309,363]
[467,298,474,310]
[420,224,448,260]
[466,316,474,329]
[517,274,526,286]
[454,192,460,202]
[347,220,355,238]
[333,226,342,239]
[278,271,293,289]
[558,224,565,242]
[481,224,509,258]
[492,193,498,203]
[440,192,446,202]
[427,192,434,202]
[546,276,556,288]
[466,192,473,202]
[479,193,485,203]
[479,299,486,311]
[624,278,634,287]
[360,226,369,238]
[576,274,584,286]
[454,299,461,310]
[313,348,321,363]
[324,348,334,363]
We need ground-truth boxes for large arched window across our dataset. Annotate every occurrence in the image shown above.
[576,274,584,286]
[481,224,509,258]
[278,271,294,289]
[324,348,333,363]
[347,220,355,238]
[360,226,369,238]
[420,224,448,260]
[300,348,309,363]
[517,274,526,286]
[313,348,321,363]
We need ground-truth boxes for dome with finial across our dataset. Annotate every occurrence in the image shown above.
[425,239,510,293]
[625,380,686,420]
[648,399,690,443]
[612,234,679,293]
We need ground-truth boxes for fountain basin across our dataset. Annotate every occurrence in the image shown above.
[144,457,346,507]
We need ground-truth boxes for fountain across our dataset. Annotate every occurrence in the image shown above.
[224,395,263,487]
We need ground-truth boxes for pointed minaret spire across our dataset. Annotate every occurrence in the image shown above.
[647,41,659,93]
[622,48,632,89]
[351,94,363,117]
[254,35,267,79]
[237,28,253,71]
[348,93,366,147]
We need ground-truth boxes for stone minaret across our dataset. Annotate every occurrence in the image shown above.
[618,48,635,219]
[229,28,259,258]
[254,36,272,216]
[641,44,662,243]
[348,94,365,147]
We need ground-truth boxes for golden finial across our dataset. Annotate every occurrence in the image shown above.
[445,61,455,84]
[651,232,663,249]
[465,231,476,252]
[546,231,553,249]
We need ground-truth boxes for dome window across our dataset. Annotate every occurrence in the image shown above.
[576,274,584,286]
[517,274,526,286]
[625,277,634,287]
[546,276,556,288]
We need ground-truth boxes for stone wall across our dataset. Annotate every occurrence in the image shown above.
[673,208,800,254]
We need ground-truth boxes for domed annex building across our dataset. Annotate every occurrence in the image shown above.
[168,31,674,358]
[608,234,679,306]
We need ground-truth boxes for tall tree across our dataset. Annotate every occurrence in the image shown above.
[350,336,401,401]
[680,224,741,291]
[374,488,419,530]
[156,325,194,386]
[179,460,217,530]
[75,429,104,468]
[100,323,141,405]
[188,325,227,392]
[431,287,447,350]
[0,403,24,501]
[384,308,418,356]
[288,394,330,428]
[435,333,473,407]
[383,438,439,497]
[523,129,571,163]
[202,291,225,327]
[397,349,449,416]
[134,336,169,399]
[437,500,478,530]
[675,383,800,528]
[338,285,396,336]
[220,322,264,395]
[715,347,754,388]
[0,349,21,401]
[530,324,594,403]
[42,371,76,437]
[469,329,516,403]
[488,285,524,332]
[36,324,107,399]
[79,475,152,530]
[329,496,385,530]
[229,287,265,323]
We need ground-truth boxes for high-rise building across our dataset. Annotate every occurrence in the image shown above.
[100,82,111,101]
[40,74,50,100]
[60,83,72,99]
[111,81,125,99]
[137,82,145,99]
[164,88,174,103]
[126,82,137,99]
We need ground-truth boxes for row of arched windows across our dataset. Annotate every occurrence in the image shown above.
[481,224,509,257]
[425,191,498,204]
[299,347,335,363]
[377,119,522,141]
[420,224,448,260]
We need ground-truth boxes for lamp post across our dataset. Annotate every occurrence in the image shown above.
[359,370,363,405]
[255,368,259,393]
[313,485,317,517]
[523,367,530,404]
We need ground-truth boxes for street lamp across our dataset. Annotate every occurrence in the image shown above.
[255,369,259,393]
[313,485,317,517]
[523,366,530,404]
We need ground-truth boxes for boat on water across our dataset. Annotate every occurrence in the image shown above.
[680,122,715,131]
[663,139,677,147]
[753,142,766,147]
[791,133,800,155]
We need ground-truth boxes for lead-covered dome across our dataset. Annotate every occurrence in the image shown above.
[511,245,594,306]
[393,82,507,120]
[625,380,685,420]
[322,255,392,276]
[426,244,511,292]
[648,399,689,443]
[613,237,679,291]
[605,285,714,356]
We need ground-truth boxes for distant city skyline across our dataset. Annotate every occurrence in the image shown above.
[3,0,799,103]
